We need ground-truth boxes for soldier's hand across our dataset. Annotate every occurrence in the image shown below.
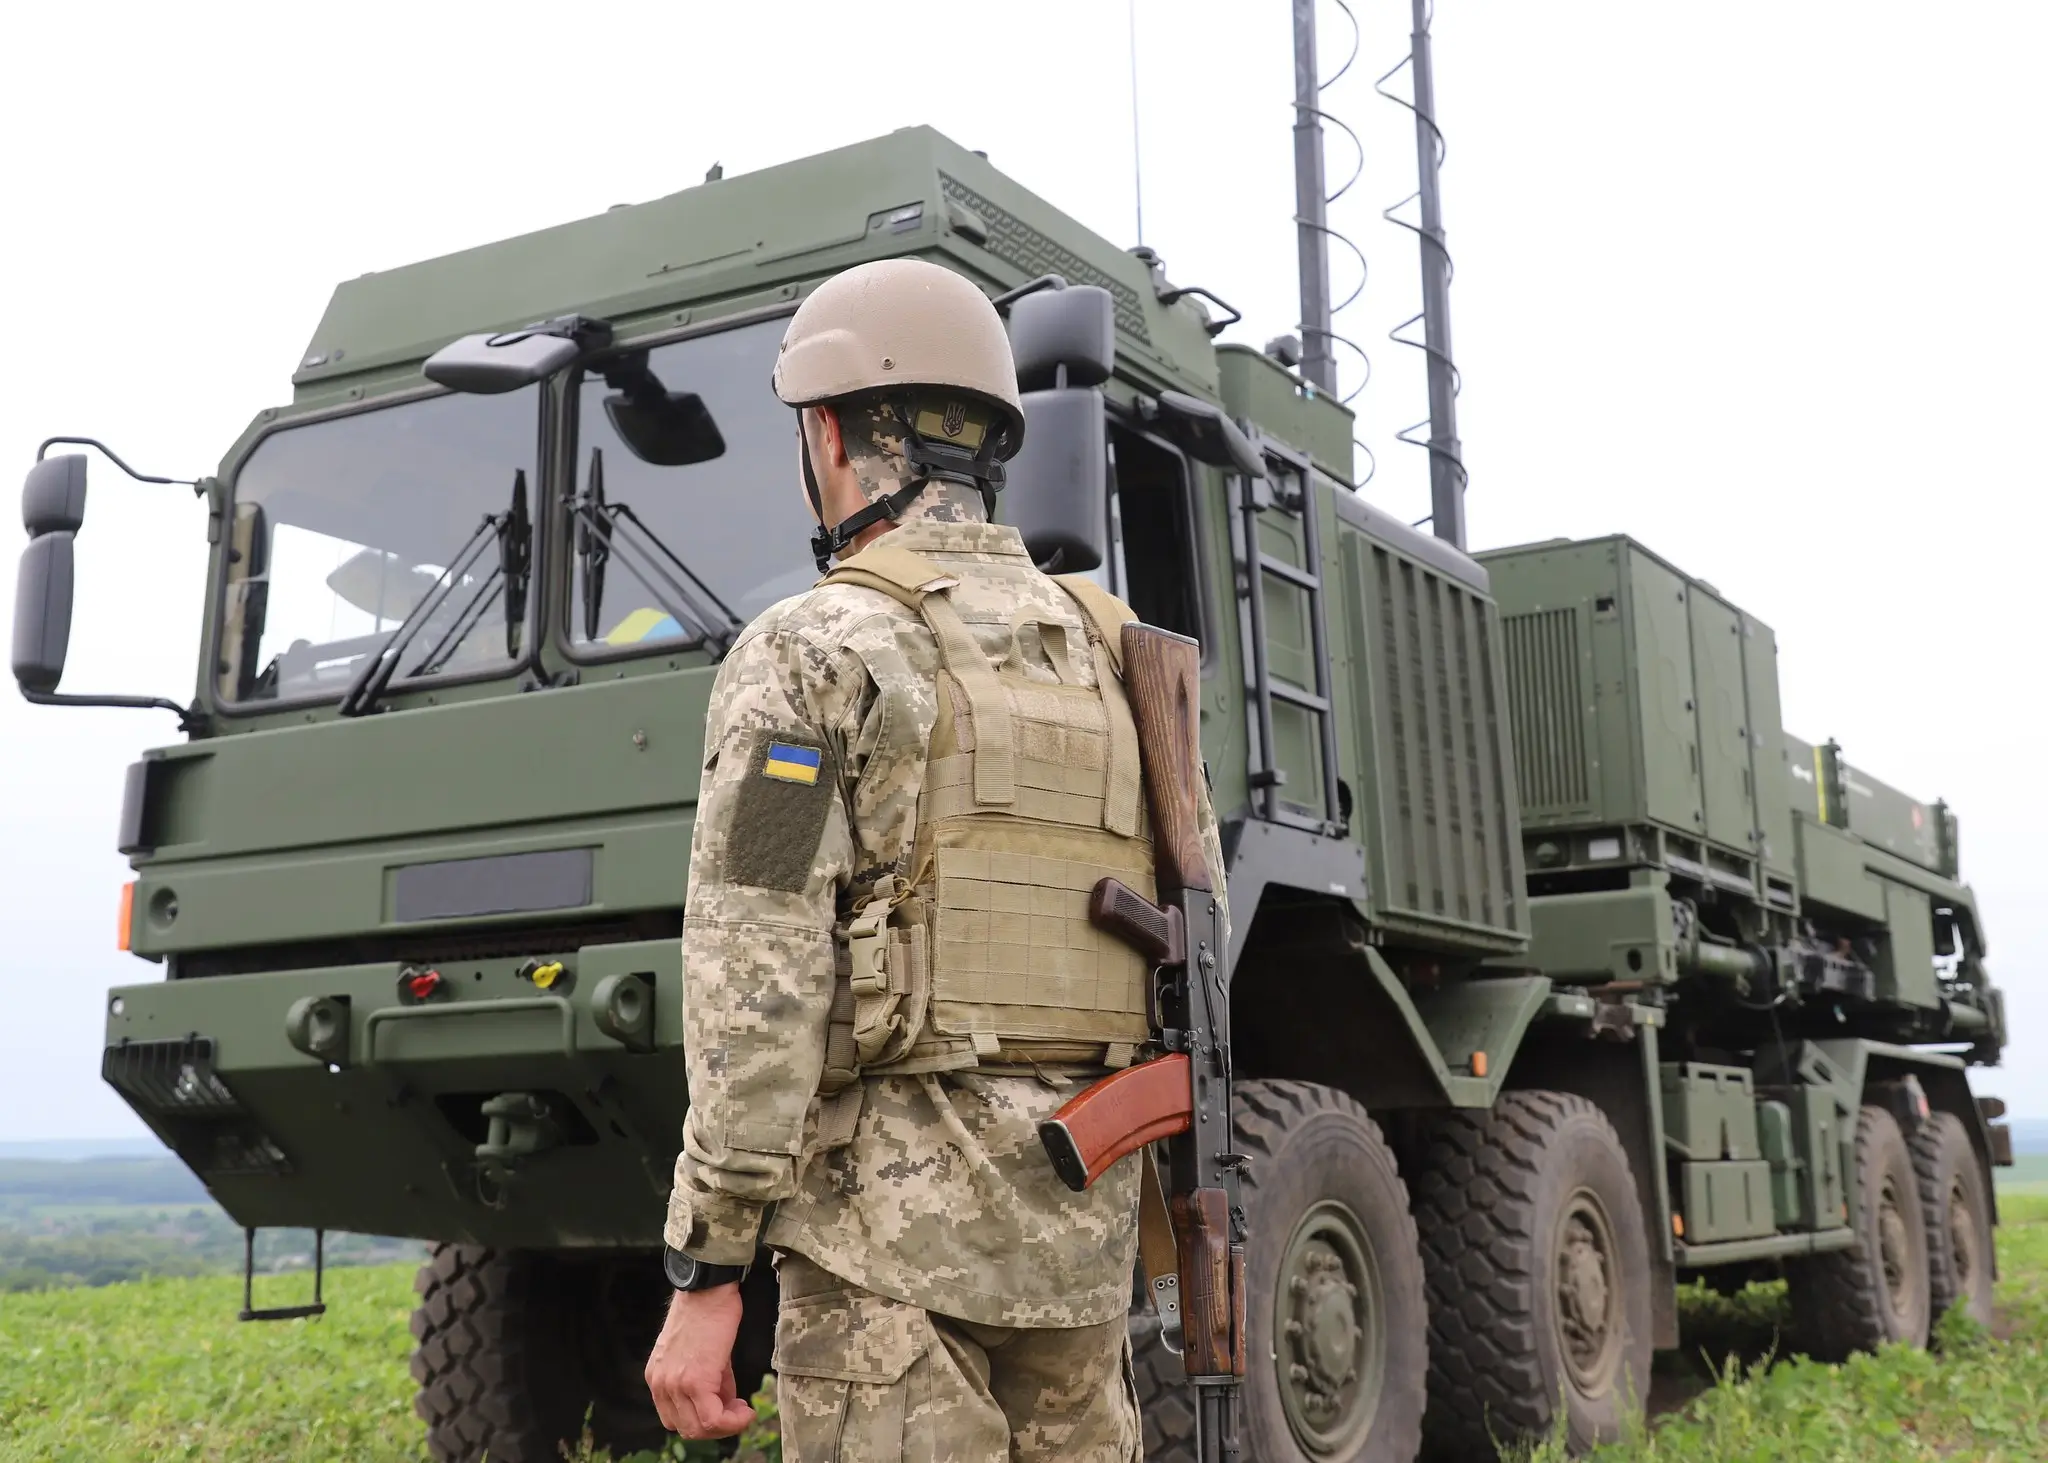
[645,1283,756,1440]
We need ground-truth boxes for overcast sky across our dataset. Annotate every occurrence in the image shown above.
[2,0,2042,1138]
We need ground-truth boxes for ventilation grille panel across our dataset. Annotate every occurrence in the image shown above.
[1501,609,1590,812]
[1358,544,1519,932]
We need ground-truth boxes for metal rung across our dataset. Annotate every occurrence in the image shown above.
[1256,555,1321,591]
[1270,682,1331,713]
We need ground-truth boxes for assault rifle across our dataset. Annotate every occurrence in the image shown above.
[1037,622,1245,1463]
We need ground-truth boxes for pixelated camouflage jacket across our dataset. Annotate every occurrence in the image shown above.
[664,517,1226,1327]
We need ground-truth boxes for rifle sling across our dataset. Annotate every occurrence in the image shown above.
[1140,1148,1184,1353]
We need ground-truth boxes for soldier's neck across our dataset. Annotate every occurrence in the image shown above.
[845,478,987,556]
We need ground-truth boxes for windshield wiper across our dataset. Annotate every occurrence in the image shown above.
[575,447,742,658]
[336,473,526,716]
[407,471,532,680]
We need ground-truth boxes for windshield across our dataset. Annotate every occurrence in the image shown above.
[219,388,539,703]
[569,318,816,653]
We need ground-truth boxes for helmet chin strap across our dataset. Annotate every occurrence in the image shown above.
[803,400,1011,574]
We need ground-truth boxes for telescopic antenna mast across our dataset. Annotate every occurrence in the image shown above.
[1405,0,1466,548]
[1291,0,1336,395]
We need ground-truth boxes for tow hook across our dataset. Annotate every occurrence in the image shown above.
[473,1091,564,1207]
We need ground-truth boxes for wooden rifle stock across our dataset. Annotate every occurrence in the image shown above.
[1119,623,1209,898]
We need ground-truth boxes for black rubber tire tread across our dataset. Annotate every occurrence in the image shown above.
[1410,1089,1653,1461]
[1130,1079,1428,1463]
[1131,1305,1197,1461]
[1786,1104,1931,1362]
[409,1244,588,1463]
[1910,1110,1995,1328]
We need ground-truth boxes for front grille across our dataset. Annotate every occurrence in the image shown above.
[173,911,682,980]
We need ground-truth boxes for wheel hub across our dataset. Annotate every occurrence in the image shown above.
[1276,1201,1385,1458]
[1554,1190,1623,1394]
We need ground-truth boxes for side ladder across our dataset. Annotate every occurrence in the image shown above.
[1232,435,1344,838]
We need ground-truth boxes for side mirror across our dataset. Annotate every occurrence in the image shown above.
[24,455,87,535]
[1144,391,1266,480]
[424,329,584,395]
[1002,389,1108,572]
[13,531,75,693]
[1010,286,1115,391]
[11,440,195,726]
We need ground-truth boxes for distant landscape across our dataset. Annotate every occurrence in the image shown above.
[0,1143,421,1293]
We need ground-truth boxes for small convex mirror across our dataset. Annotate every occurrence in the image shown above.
[425,329,584,395]
[1010,285,1115,391]
[22,454,86,537]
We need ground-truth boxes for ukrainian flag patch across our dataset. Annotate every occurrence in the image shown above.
[762,741,822,785]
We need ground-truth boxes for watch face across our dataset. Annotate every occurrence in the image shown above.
[663,1247,699,1290]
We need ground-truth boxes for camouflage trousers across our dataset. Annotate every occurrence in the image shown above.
[772,1252,1141,1463]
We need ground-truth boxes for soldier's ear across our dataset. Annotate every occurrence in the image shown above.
[805,405,852,470]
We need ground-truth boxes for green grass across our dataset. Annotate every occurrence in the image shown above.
[1515,1191,2048,1462]
[0,1265,425,1462]
[4,1197,2044,1461]
[0,1262,776,1463]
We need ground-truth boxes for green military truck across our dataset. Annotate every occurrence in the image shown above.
[11,127,2011,1461]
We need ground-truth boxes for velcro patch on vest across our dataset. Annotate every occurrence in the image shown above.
[725,732,835,893]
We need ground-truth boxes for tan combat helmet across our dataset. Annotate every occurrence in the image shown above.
[774,258,1025,570]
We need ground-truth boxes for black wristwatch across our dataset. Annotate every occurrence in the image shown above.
[663,1245,747,1293]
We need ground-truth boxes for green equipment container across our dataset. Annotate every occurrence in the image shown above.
[1661,1062,1761,1162]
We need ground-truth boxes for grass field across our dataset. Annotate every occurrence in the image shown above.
[0,1194,2042,1461]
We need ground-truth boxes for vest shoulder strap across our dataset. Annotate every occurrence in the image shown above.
[1051,575,1139,676]
[817,544,959,611]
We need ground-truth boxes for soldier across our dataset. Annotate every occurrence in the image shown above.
[643,257,1221,1461]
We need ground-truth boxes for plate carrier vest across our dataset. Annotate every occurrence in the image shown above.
[813,542,1158,1088]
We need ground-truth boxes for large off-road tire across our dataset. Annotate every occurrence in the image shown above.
[409,1245,779,1463]
[410,1247,590,1463]
[1410,1090,1653,1460]
[1132,1079,1428,1463]
[1911,1110,1994,1329]
[1787,1104,1931,1360]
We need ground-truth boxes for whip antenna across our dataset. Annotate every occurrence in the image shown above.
[1129,0,1145,245]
